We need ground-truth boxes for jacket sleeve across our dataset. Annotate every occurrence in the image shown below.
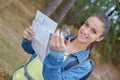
[21,38,35,54]
[43,48,92,80]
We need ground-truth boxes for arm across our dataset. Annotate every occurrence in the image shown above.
[43,30,92,80]
[43,48,92,80]
[22,27,35,54]
[21,38,35,54]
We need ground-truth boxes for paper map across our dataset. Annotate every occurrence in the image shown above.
[32,10,58,62]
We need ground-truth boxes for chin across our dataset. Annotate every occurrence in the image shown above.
[77,37,88,43]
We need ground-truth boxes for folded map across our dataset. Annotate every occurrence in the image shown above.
[32,10,58,62]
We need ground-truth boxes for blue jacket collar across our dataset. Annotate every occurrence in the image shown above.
[69,37,90,63]
[71,48,90,63]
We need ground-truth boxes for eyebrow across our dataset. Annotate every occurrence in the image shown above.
[86,21,99,33]
[85,21,89,26]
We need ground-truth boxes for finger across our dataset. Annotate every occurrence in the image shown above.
[54,30,60,47]
[59,34,66,49]
[23,31,33,41]
[56,29,60,35]
[27,34,34,41]
[23,33,28,39]
[50,34,55,48]
[23,30,29,38]
[26,27,34,36]
[29,26,35,34]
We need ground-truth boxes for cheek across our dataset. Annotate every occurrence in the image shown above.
[89,34,100,42]
[90,36,96,41]
[78,26,84,32]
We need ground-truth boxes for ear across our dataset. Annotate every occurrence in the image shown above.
[96,36,104,42]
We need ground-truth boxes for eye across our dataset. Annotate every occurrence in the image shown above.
[91,29,97,34]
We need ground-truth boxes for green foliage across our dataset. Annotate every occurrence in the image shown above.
[65,0,120,65]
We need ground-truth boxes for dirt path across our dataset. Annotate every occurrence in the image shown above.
[88,63,120,80]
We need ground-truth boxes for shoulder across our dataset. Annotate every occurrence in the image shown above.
[61,59,94,79]
[79,59,95,72]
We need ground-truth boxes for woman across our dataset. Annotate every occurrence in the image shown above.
[9,12,110,80]
[42,12,110,80]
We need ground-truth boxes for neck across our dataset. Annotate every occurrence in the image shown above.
[66,38,89,54]
[72,38,89,50]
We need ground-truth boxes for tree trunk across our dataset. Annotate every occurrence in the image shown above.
[65,6,84,24]
[42,0,63,17]
[64,0,92,24]
[53,0,77,25]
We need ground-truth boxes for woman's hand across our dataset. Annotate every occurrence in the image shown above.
[50,30,70,51]
[23,26,35,41]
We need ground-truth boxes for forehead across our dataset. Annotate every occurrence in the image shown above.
[87,17,104,33]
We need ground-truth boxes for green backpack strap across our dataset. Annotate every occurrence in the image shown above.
[24,64,34,80]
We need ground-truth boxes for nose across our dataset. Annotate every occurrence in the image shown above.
[84,28,89,35]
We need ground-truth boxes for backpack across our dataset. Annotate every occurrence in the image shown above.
[61,58,95,80]
[8,56,44,80]
[24,58,94,80]
[9,57,94,80]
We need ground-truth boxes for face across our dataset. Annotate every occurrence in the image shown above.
[77,16,105,45]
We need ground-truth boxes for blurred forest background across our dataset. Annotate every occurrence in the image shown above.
[0,0,120,80]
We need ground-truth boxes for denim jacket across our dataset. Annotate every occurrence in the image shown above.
[43,48,92,80]
[21,38,37,62]
[22,38,93,80]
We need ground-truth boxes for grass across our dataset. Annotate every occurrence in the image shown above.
[0,1,33,78]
